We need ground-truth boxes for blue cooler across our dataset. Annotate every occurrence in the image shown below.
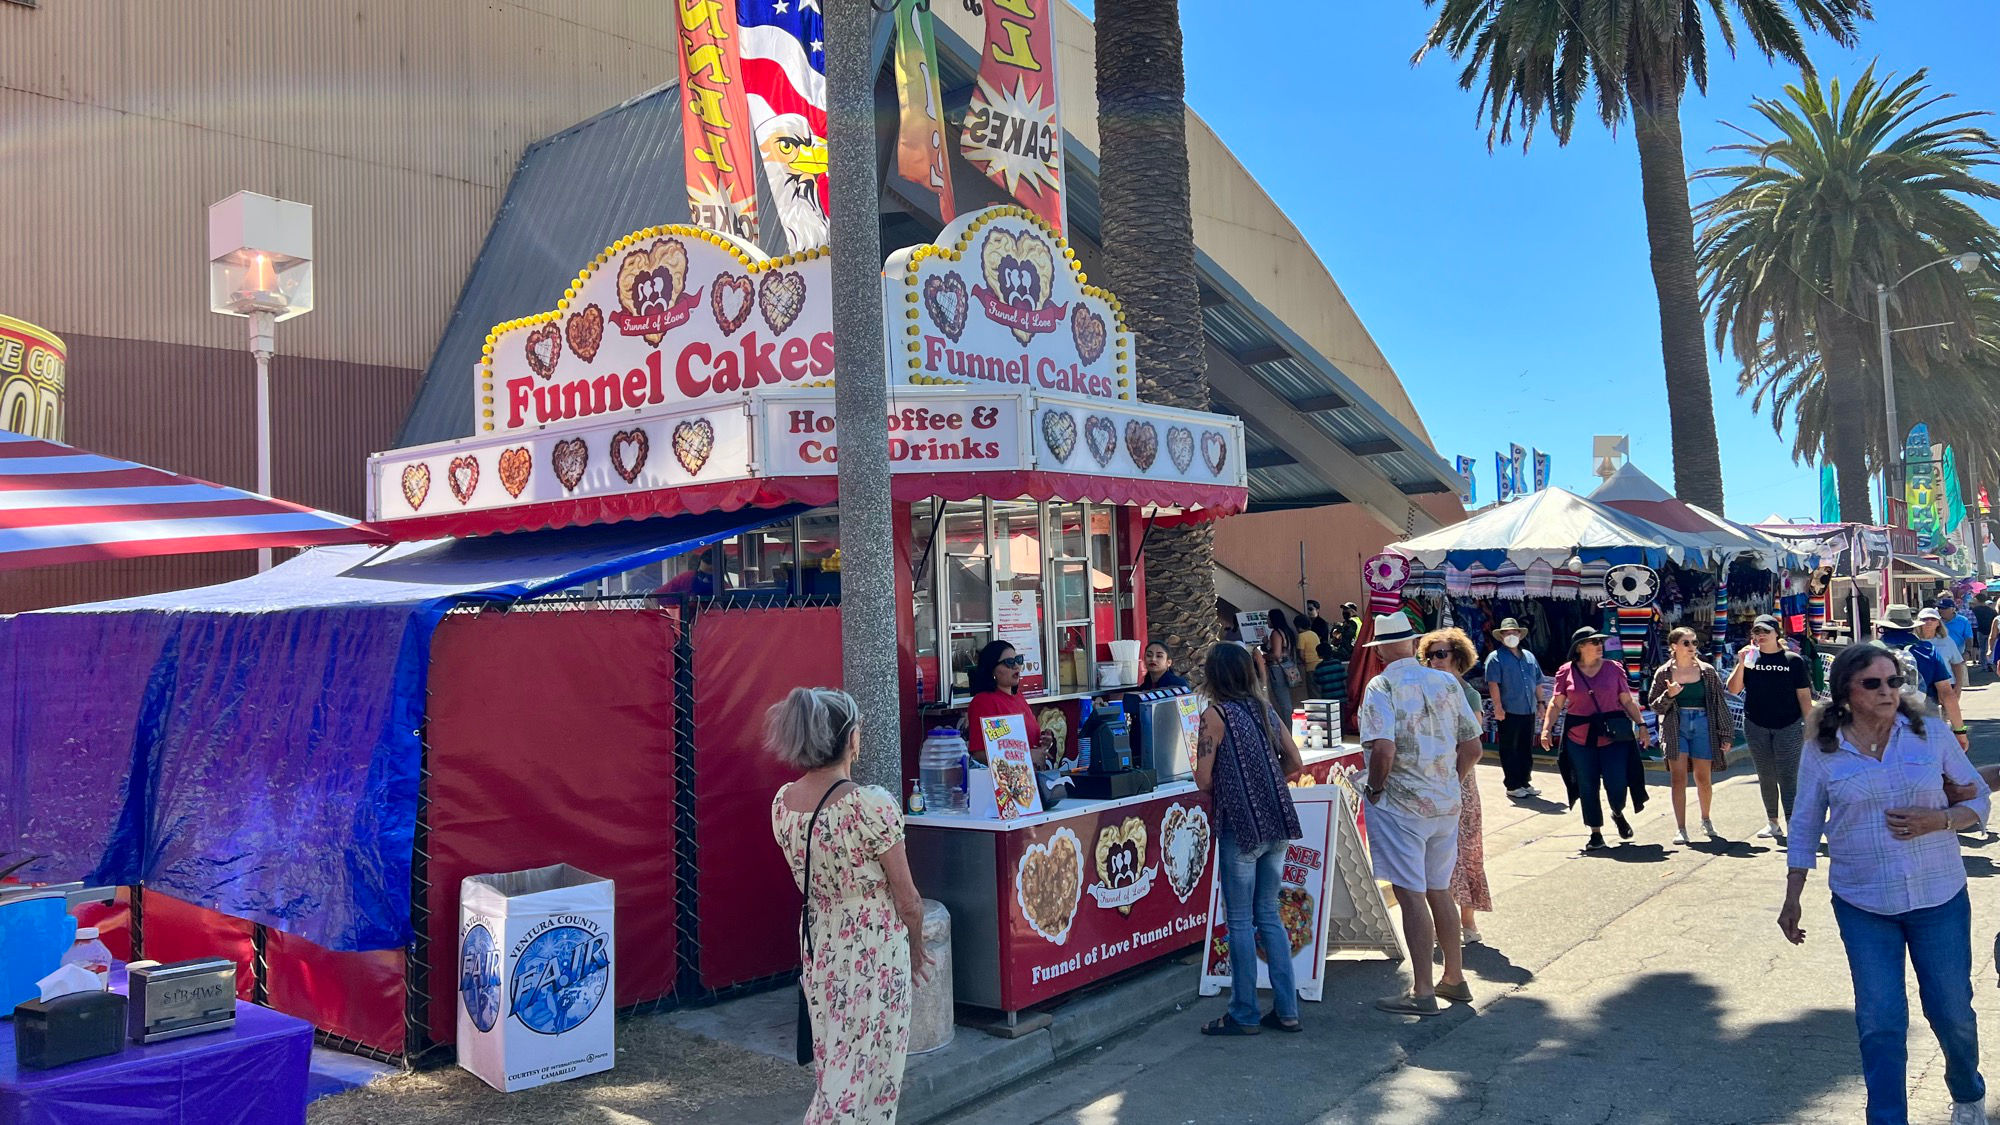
[0,886,82,1016]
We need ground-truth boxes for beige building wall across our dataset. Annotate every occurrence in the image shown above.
[1214,493,1466,620]
[930,2,1438,446]
[0,0,679,368]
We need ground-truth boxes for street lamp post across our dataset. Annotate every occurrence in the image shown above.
[208,192,314,572]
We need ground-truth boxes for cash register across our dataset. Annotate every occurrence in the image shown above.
[1069,708,1155,800]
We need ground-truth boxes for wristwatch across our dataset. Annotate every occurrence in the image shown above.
[1364,784,1385,799]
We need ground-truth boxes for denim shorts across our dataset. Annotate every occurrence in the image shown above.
[1675,707,1714,761]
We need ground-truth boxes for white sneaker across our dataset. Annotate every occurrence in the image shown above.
[1702,819,1721,839]
[1523,784,1542,797]
[1671,828,1689,845]
[1951,1099,1988,1125]
[1461,928,1482,945]
[1506,786,1534,799]
[1755,822,1777,839]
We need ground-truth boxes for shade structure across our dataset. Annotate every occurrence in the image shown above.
[0,430,384,569]
[1386,486,1704,571]
[1588,463,1798,570]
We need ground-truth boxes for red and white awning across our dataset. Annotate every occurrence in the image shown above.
[0,431,385,569]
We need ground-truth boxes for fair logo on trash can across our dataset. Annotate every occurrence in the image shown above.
[459,922,501,1033]
[509,915,612,1035]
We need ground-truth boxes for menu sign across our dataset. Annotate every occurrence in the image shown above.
[1197,788,1341,1002]
[757,391,1025,475]
[980,715,1041,821]
[994,590,1045,694]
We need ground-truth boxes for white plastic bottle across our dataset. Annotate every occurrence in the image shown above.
[61,926,113,990]
[919,728,970,814]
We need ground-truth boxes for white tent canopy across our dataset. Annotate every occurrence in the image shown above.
[1387,487,1706,571]
[1588,463,1799,570]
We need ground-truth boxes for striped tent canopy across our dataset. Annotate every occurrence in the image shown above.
[0,431,385,569]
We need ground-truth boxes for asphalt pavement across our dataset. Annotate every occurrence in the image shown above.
[941,674,2000,1125]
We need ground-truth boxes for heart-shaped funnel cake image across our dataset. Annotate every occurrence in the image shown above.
[979,227,1055,344]
[616,239,691,345]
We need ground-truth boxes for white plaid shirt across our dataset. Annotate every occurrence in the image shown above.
[1359,657,1482,818]
[1787,714,1989,915]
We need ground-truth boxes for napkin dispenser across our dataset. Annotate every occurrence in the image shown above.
[14,990,127,1069]
[127,959,236,1044]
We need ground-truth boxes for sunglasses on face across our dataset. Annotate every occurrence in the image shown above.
[1674,639,1696,648]
[996,656,1026,668]
[1857,675,1905,691]
[1424,650,1454,661]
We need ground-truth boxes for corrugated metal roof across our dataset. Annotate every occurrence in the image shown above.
[398,85,788,447]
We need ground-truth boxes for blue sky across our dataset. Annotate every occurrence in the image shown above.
[1076,2,2000,520]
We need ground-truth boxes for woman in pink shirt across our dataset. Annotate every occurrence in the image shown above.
[1540,626,1650,852]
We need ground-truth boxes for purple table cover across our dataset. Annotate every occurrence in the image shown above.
[0,986,311,1124]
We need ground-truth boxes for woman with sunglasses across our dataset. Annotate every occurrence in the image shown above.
[1779,643,1990,1125]
[1728,614,1815,843]
[1420,628,1493,945]
[1648,627,1734,845]
[1541,626,1650,851]
[966,640,1057,767]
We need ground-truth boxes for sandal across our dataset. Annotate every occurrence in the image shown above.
[1260,1011,1303,1033]
[1200,1016,1260,1036]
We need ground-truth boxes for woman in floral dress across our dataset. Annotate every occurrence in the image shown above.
[1421,628,1493,942]
[769,687,934,1123]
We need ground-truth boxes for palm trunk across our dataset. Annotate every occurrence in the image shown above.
[1631,94,1725,514]
[1095,0,1218,678]
[1822,317,1876,522]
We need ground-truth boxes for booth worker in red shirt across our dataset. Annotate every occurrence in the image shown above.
[965,640,1057,767]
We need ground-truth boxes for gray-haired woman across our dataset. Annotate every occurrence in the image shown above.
[768,687,933,1123]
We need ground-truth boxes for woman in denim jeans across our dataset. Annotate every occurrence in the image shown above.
[1194,642,1304,1035]
[1778,643,1990,1125]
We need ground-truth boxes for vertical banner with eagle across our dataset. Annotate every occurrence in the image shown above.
[676,1,760,238]
[738,0,830,251]
[959,0,1065,232]
[676,0,761,239]
[893,0,956,221]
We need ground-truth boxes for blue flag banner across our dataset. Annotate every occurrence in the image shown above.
[1453,455,1477,504]
[1496,452,1514,503]
[1532,449,1550,492]
[1509,444,1528,494]
[1819,462,1840,523]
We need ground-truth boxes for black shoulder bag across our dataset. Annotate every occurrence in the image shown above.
[796,779,852,1066]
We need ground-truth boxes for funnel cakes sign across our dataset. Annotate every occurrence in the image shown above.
[476,224,834,435]
[369,207,1245,535]
[886,207,1132,403]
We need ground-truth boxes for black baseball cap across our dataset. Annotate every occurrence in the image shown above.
[1752,614,1782,632]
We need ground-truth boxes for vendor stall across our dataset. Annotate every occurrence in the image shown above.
[1,205,1251,1059]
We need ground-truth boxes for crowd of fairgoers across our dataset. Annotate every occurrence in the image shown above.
[1211,595,1992,1125]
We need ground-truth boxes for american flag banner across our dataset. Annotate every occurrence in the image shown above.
[738,0,830,250]
[0,431,382,570]
[676,0,762,240]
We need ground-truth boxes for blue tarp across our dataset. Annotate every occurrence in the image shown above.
[0,505,799,951]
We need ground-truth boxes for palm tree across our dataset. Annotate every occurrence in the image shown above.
[1696,66,2000,520]
[1415,0,1867,515]
[1095,0,1218,672]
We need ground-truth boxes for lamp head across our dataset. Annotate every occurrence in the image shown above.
[1954,252,1982,273]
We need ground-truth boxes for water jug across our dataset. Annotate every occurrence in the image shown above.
[919,728,970,814]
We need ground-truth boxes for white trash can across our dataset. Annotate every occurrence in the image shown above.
[457,863,616,1092]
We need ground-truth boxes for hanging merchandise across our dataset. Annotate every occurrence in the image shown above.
[1614,606,1653,691]
[1711,578,1729,654]
[1603,564,1659,608]
[1362,552,1411,613]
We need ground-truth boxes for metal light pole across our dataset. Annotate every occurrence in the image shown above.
[1875,252,1980,526]
[209,192,314,573]
[825,0,900,790]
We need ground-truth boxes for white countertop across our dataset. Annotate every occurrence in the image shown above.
[907,779,1200,833]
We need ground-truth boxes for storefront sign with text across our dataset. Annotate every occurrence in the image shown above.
[757,392,1025,475]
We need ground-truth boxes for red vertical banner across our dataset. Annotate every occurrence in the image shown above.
[893,0,956,221]
[958,0,1064,232]
[676,0,762,240]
